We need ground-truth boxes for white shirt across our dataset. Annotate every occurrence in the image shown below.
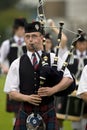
[4,51,72,93]
[58,47,68,59]
[62,49,87,62]
[77,65,87,97]
[54,46,68,60]
[0,35,24,64]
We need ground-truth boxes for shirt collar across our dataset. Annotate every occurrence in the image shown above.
[27,50,42,60]
[76,50,86,56]
[13,35,24,43]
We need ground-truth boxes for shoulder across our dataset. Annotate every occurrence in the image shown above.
[82,65,87,73]
[2,39,10,44]
[84,64,87,69]
[11,57,20,64]
[50,52,63,65]
[6,57,20,79]
[11,54,27,67]
[50,52,55,58]
[10,57,20,69]
[1,39,10,47]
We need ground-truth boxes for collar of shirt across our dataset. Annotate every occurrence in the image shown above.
[76,50,86,57]
[13,35,24,44]
[27,50,42,64]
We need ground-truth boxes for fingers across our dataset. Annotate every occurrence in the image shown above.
[38,87,54,97]
[38,87,49,96]
[31,102,40,106]
[28,95,42,106]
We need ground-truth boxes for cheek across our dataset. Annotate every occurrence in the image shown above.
[35,39,41,45]
[24,38,28,44]
[47,43,51,48]
[19,30,25,35]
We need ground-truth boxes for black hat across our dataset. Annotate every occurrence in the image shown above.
[13,17,27,29]
[76,29,87,42]
[25,21,42,34]
[78,33,87,42]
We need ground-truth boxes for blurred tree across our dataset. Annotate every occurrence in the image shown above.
[0,0,36,45]
[0,8,29,45]
[0,0,20,10]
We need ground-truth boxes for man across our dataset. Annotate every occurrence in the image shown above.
[67,33,87,130]
[0,17,27,123]
[0,17,27,74]
[4,21,73,130]
[68,33,87,82]
[77,65,87,130]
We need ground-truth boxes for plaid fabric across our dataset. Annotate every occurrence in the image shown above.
[13,102,59,130]
[6,94,20,113]
[13,110,27,130]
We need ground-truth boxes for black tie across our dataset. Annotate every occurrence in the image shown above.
[32,53,38,70]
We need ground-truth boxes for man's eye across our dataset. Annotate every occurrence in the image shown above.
[25,35,39,39]
[32,35,37,38]
[26,36,30,39]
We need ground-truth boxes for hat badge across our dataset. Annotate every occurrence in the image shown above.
[35,24,39,30]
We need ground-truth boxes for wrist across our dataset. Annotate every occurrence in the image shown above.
[22,95,29,102]
[52,85,59,94]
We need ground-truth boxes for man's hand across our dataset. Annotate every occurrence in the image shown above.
[26,94,42,106]
[38,87,55,97]
[9,91,42,106]
[1,64,9,74]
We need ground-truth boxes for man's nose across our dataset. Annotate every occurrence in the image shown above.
[29,36,33,41]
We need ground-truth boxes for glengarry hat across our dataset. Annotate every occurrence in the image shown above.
[25,21,43,34]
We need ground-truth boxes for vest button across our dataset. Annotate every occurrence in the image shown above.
[34,84,37,86]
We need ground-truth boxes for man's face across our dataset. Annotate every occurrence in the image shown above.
[76,41,87,52]
[15,26,25,37]
[24,32,43,52]
[45,39,53,52]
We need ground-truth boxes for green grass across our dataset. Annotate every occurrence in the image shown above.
[0,75,72,130]
[0,75,14,130]
[64,120,72,130]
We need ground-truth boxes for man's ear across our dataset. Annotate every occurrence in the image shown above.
[41,35,44,40]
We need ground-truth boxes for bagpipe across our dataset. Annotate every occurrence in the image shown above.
[39,22,78,96]
[34,0,79,96]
